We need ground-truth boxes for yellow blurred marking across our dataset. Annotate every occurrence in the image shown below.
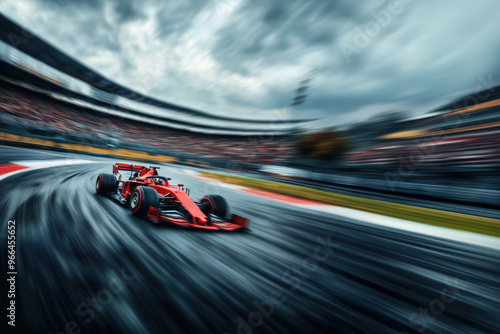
[15,62,65,86]
[379,129,429,139]
[0,132,177,163]
[380,120,500,139]
[445,98,500,117]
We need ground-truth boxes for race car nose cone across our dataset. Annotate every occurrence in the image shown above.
[198,217,208,224]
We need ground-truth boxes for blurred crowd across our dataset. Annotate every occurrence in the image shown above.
[347,129,500,168]
[0,84,290,165]
[3,81,499,171]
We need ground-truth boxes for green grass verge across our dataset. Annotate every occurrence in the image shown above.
[201,171,500,238]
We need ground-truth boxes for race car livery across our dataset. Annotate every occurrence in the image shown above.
[96,163,249,231]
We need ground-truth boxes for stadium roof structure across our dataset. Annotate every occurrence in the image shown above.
[0,14,312,135]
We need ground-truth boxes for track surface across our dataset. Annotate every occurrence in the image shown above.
[1,146,499,334]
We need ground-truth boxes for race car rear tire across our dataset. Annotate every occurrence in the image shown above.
[130,186,159,217]
[96,173,116,194]
[199,194,228,218]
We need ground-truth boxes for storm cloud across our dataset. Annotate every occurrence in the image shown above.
[1,0,499,127]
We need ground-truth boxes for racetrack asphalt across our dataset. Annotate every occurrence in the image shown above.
[1,145,499,334]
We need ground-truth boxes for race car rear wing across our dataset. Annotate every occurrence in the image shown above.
[113,163,161,179]
[113,163,145,173]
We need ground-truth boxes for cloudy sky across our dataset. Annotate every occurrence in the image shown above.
[1,0,500,127]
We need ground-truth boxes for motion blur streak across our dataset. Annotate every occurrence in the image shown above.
[0,148,499,333]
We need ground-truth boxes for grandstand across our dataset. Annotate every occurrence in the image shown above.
[0,14,306,166]
[346,87,500,173]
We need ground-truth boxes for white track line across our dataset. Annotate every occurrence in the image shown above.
[0,159,97,181]
[295,203,500,251]
[14,159,96,168]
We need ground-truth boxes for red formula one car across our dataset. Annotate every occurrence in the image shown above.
[95,163,249,231]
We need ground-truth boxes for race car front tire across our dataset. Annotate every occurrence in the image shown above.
[130,186,159,217]
[199,194,228,218]
[96,173,117,194]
